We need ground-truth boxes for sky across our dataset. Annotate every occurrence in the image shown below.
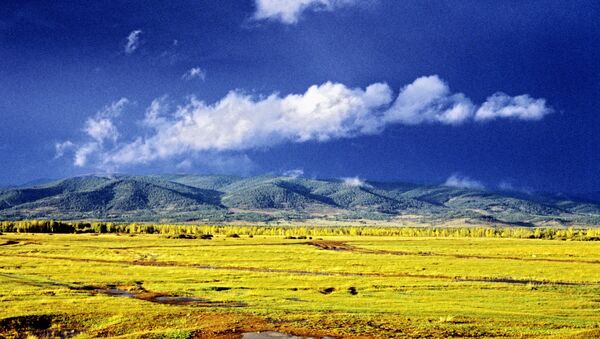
[1,0,599,194]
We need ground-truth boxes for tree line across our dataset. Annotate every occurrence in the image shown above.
[1,220,599,240]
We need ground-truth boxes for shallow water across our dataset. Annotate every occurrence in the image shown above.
[241,332,336,339]
[95,288,136,298]
[241,332,310,339]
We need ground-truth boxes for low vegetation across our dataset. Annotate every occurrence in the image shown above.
[1,225,599,337]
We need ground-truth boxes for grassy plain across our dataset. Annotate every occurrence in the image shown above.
[0,231,599,338]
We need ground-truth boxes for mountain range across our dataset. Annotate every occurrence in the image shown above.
[1,174,599,226]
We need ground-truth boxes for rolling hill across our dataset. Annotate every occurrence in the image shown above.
[0,174,599,225]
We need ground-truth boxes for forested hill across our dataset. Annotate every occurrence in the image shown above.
[0,174,599,225]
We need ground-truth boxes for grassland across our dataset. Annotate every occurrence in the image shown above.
[1,230,599,338]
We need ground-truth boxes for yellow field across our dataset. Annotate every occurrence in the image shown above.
[1,231,599,338]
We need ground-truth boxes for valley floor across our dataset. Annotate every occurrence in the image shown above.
[1,232,599,338]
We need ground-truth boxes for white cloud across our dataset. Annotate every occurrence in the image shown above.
[444,174,485,190]
[384,75,475,125]
[182,67,206,81]
[72,98,129,166]
[103,81,392,165]
[475,92,552,121]
[124,30,142,54]
[253,0,360,24]
[54,141,75,159]
[101,98,130,117]
[74,143,100,167]
[62,76,551,169]
[384,75,551,125]
[82,98,129,144]
[342,176,371,188]
[284,169,304,178]
[143,96,169,128]
[84,118,118,143]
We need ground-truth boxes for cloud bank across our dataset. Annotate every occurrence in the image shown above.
[58,75,552,169]
[253,0,361,24]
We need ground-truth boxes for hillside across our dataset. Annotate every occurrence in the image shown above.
[0,174,599,225]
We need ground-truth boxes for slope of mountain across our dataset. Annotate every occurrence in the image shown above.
[0,176,224,220]
[1,174,599,225]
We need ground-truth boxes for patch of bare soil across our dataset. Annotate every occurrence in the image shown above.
[88,284,246,307]
[308,240,355,251]
[0,314,80,338]
[308,240,430,256]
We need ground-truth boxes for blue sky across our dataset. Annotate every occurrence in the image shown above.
[1,0,599,193]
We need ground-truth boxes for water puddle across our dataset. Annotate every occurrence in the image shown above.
[242,332,336,339]
[95,288,136,298]
[91,286,245,307]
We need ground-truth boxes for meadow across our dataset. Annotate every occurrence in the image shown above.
[0,224,599,338]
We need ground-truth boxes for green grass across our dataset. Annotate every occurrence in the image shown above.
[1,232,599,338]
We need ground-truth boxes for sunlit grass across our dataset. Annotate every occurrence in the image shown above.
[1,232,599,337]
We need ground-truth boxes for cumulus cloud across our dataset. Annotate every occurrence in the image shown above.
[384,75,552,125]
[253,0,360,24]
[444,174,485,190]
[342,176,371,188]
[182,67,206,81]
[71,98,129,167]
[475,93,551,121]
[62,76,551,169]
[102,81,392,166]
[384,75,475,125]
[124,30,142,54]
[84,118,118,143]
[83,98,128,144]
